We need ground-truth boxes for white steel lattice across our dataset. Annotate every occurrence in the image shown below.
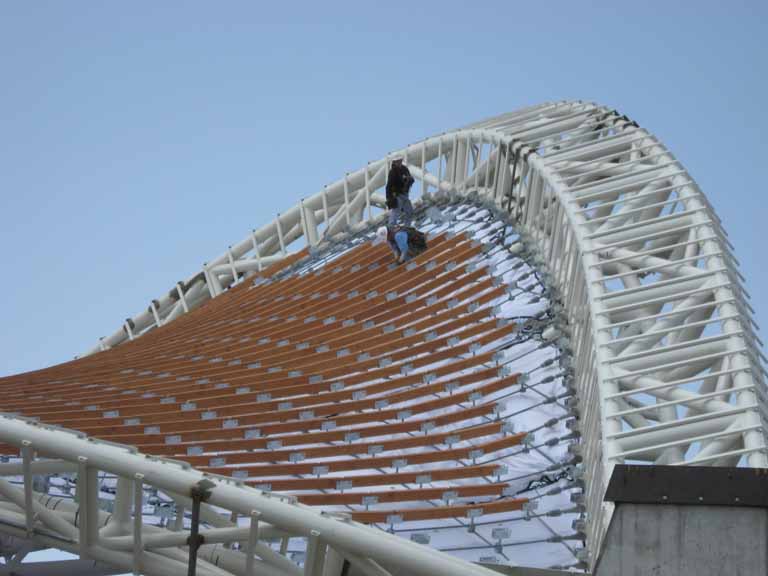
[0,101,764,574]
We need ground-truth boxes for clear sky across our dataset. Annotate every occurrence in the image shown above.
[1,1,766,377]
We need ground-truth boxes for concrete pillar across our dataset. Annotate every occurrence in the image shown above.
[595,465,768,576]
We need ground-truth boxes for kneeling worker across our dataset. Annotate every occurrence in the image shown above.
[376,225,427,264]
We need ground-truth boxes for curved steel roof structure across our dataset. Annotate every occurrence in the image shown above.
[0,101,765,575]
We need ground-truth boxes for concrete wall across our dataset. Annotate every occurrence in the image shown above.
[595,503,768,576]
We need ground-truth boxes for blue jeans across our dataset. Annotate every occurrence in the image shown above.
[394,230,409,261]
[389,230,410,262]
[388,195,413,226]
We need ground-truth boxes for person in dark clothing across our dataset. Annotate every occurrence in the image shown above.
[386,158,414,226]
[376,225,427,264]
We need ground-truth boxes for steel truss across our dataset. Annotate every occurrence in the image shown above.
[0,415,501,576]
[0,101,764,572]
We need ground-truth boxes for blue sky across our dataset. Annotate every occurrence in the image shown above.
[1,1,766,377]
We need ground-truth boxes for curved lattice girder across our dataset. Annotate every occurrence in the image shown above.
[0,101,764,574]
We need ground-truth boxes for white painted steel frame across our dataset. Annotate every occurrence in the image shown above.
[0,416,498,576]
[0,101,762,572]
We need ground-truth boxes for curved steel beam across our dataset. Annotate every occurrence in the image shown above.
[13,101,767,569]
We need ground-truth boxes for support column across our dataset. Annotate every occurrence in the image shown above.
[595,465,768,576]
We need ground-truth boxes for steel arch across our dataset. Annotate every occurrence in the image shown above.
[86,100,767,553]
[0,101,764,572]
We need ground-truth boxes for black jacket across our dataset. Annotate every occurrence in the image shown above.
[386,163,414,208]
